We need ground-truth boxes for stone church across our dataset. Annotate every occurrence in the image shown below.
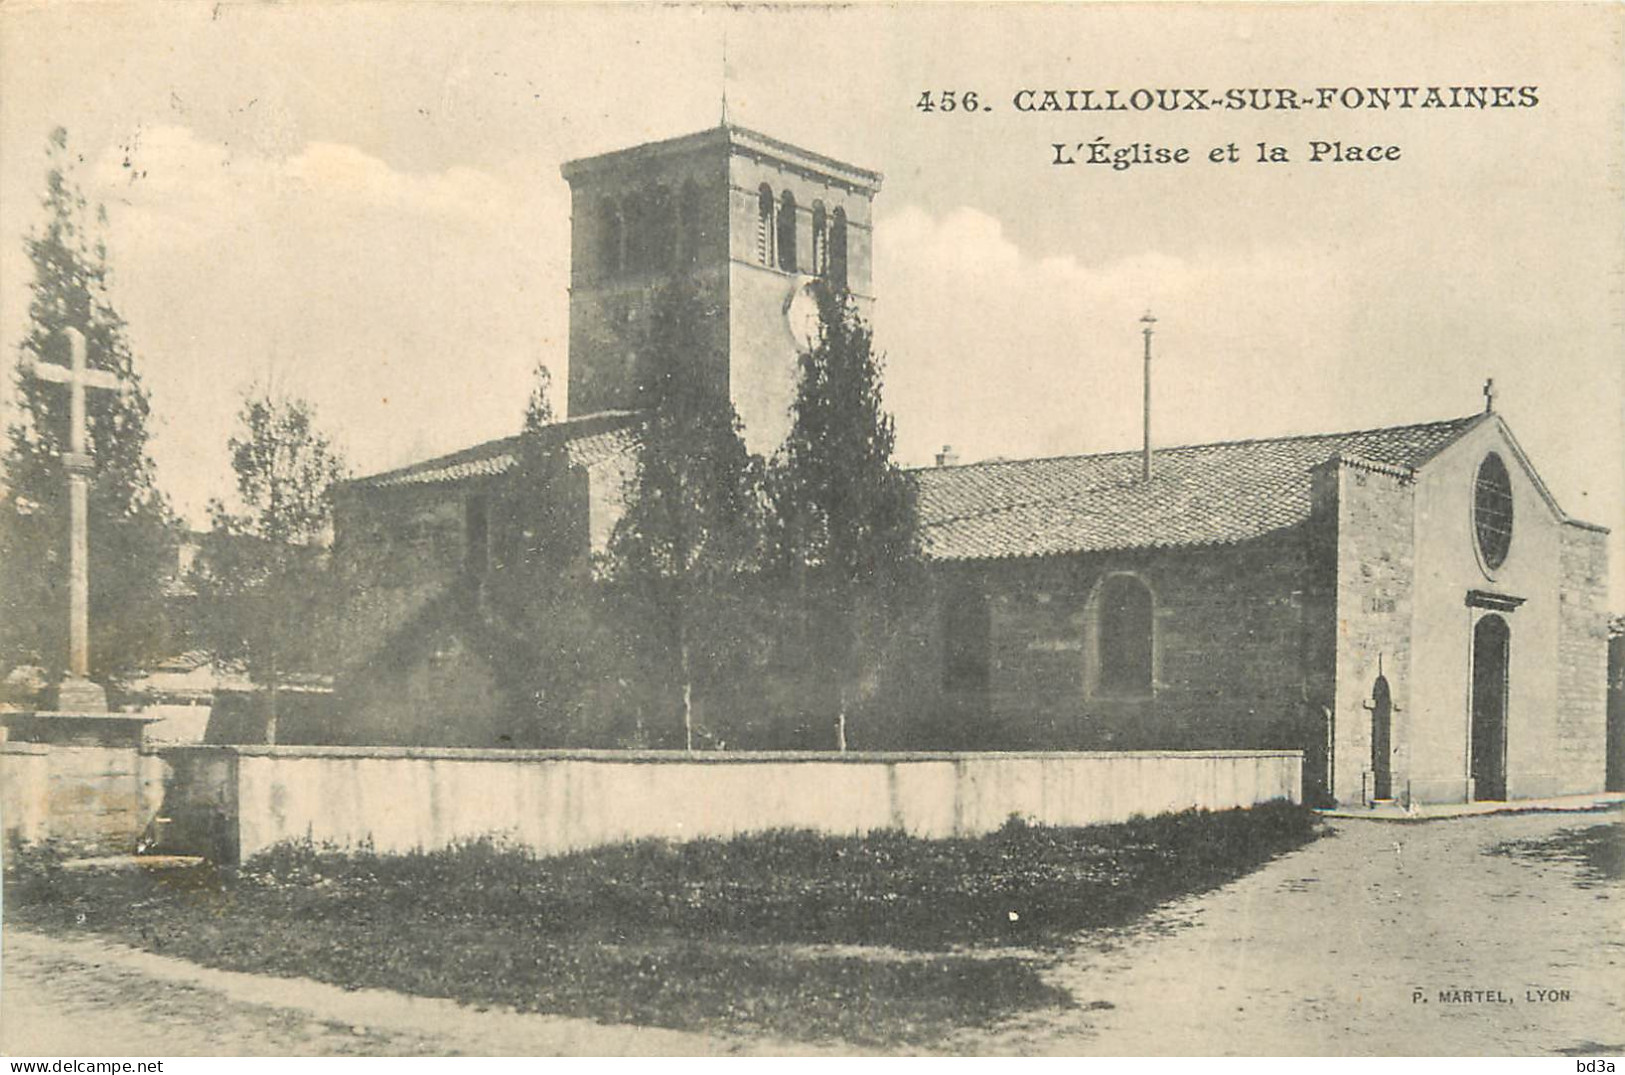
[325,123,1613,807]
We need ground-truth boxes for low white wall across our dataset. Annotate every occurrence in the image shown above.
[161,746,1302,861]
[137,703,212,746]
[1,742,168,852]
[2,743,51,845]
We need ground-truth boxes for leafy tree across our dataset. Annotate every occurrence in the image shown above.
[514,362,579,572]
[0,127,174,689]
[195,390,347,742]
[483,362,616,744]
[771,283,919,750]
[522,360,557,434]
[607,278,765,749]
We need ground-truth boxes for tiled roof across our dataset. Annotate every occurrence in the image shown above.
[913,414,1489,562]
[341,411,638,491]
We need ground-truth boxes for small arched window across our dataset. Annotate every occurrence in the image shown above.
[829,207,848,288]
[622,193,648,273]
[811,201,827,277]
[679,180,703,269]
[1474,452,1514,570]
[645,185,674,273]
[464,495,489,576]
[1098,574,1153,696]
[599,199,624,278]
[943,584,991,693]
[778,190,798,273]
[756,184,774,266]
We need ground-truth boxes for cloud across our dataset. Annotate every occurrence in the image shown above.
[86,124,519,245]
[873,204,1363,467]
[3,124,566,526]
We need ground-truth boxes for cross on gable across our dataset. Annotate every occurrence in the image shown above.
[1483,377,1497,413]
[24,327,123,460]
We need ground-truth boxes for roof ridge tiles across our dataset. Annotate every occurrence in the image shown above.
[909,413,1483,475]
[342,409,639,490]
[916,411,1488,560]
[919,468,1183,529]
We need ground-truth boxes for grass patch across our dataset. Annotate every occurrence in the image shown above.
[1491,822,1625,885]
[5,802,1321,1046]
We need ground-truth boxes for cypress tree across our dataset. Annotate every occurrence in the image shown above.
[607,277,765,749]
[1,127,175,689]
[771,282,918,750]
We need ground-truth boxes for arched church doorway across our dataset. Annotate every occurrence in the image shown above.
[1470,614,1510,801]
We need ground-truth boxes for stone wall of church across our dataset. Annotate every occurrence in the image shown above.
[587,451,636,557]
[1609,629,1625,793]
[565,139,732,419]
[333,481,481,673]
[1323,459,1418,806]
[567,263,732,419]
[726,150,877,457]
[334,607,514,749]
[329,469,597,747]
[728,263,804,457]
[901,534,1322,755]
[1556,522,1610,791]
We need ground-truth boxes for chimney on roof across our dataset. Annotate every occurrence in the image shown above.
[1140,311,1157,481]
[935,445,960,467]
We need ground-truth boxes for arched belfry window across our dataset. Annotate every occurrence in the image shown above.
[830,207,848,288]
[811,201,827,277]
[778,190,798,273]
[756,184,774,266]
[1098,574,1153,696]
[599,199,624,279]
[1474,452,1514,571]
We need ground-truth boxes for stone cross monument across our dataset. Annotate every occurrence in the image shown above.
[25,325,123,712]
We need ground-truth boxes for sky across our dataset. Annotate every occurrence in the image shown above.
[1,2,1621,598]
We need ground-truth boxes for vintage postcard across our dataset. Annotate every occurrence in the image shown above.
[1,1,1621,1059]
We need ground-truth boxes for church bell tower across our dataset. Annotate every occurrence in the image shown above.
[560,125,882,455]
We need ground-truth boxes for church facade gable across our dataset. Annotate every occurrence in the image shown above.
[1399,415,1611,802]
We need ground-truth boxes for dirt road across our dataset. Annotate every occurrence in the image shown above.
[950,810,1624,1055]
[0,928,831,1057]
[3,810,1619,1056]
